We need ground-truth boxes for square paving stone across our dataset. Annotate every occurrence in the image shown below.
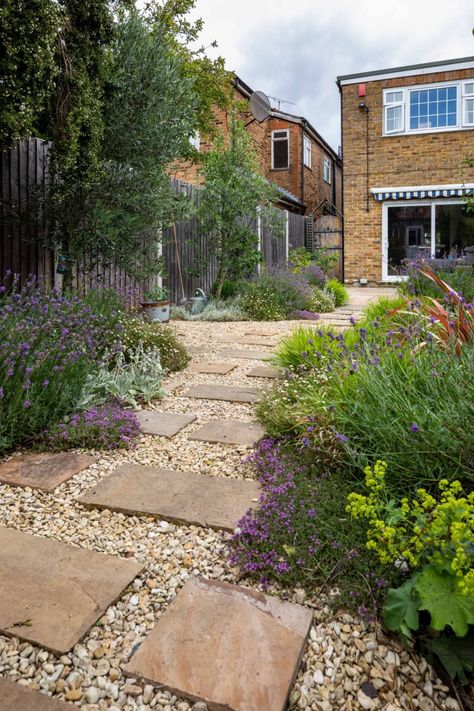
[220,348,273,361]
[219,336,280,347]
[246,365,282,379]
[188,362,237,375]
[136,410,197,437]
[0,678,74,710]
[125,576,313,711]
[189,420,265,447]
[0,452,96,492]
[182,384,260,403]
[0,527,143,654]
[79,464,261,532]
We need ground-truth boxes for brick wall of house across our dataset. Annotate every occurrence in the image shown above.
[171,86,342,215]
[341,67,474,283]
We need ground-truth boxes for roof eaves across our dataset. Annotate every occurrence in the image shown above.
[336,55,474,85]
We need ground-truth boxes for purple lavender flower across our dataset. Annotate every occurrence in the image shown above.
[410,423,419,433]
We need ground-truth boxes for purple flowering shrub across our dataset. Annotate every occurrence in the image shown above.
[400,256,474,303]
[0,275,119,454]
[228,437,399,613]
[39,404,141,451]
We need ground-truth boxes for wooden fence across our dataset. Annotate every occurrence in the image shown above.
[1,139,309,303]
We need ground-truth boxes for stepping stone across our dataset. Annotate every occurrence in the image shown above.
[245,329,280,337]
[182,384,260,403]
[219,336,280,347]
[161,377,183,393]
[0,527,143,654]
[0,452,96,492]
[125,576,313,711]
[189,420,265,446]
[188,362,236,375]
[79,464,260,532]
[136,410,196,437]
[0,678,74,710]
[220,348,273,361]
[246,365,282,379]
[188,345,208,355]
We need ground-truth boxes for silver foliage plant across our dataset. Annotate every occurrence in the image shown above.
[78,344,165,409]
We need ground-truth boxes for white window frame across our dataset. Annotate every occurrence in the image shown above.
[382,198,465,281]
[323,157,331,184]
[189,131,200,151]
[271,129,289,169]
[303,134,312,168]
[383,79,474,136]
[463,81,474,127]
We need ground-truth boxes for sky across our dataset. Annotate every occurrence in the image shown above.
[189,0,474,150]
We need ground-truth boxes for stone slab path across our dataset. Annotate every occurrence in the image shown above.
[219,336,280,347]
[0,452,96,492]
[182,384,260,403]
[136,410,196,437]
[125,576,313,711]
[79,464,261,532]
[0,678,74,710]
[246,365,281,379]
[189,420,265,447]
[188,362,236,374]
[220,348,273,361]
[0,526,143,654]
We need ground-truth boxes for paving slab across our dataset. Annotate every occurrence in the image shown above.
[0,678,74,710]
[245,330,280,337]
[136,410,196,437]
[182,384,260,403]
[125,576,313,711]
[188,362,237,375]
[246,365,282,379]
[162,377,183,393]
[188,345,208,355]
[219,336,280,347]
[79,464,260,532]
[219,348,273,361]
[189,420,265,447]
[0,527,143,654]
[0,452,96,492]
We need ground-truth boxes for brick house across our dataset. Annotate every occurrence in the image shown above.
[337,56,474,283]
[172,76,342,217]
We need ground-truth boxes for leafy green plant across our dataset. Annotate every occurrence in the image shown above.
[78,344,165,409]
[308,288,335,312]
[120,317,189,372]
[143,286,169,302]
[347,463,474,681]
[171,299,248,322]
[273,325,343,371]
[312,248,339,274]
[288,247,314,271]
[326,279,349,307]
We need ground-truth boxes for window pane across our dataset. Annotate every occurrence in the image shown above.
[273,138,289,168]
[387,91,403,103]
[387,105,402,131]
[410,86,457,128]
[435,204,474,257]
[465,83,474,95]
[273,131,288,139]
[466,98,474,124]
[387,205,431,275]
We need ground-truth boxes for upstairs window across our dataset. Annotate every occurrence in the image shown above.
[303,134,312,168]
[464,82,474,126]
[383,80,474,135]
[272,129,289,169]
[323,157,331,183]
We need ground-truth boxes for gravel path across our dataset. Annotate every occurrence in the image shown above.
[0,316,460,710]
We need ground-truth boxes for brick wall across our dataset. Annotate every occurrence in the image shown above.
[341,68,474,282]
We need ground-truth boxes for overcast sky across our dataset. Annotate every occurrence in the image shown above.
[189,0,473,150]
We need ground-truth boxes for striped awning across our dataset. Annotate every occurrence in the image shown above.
[372,185,474,201]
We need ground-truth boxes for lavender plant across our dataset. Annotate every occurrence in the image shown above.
[0,275,116,454]
[39,403,141,451]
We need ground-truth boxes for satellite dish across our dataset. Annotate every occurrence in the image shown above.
[249,91,272,123]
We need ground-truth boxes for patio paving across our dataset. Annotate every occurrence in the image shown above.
[219,348,274,361]
[79,464,260,533]
[189,420,265,447]
[246,365,281,379]
[136,410,197,437]
[182,384,260,403]
[1,678,73,710]
[188,362,237,374]
[125,576,313,711]
[0,452,96,492]
[0,527,143,654]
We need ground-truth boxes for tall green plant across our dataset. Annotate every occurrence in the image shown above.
[198,118,282,297]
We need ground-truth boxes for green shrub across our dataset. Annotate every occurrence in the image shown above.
[171,299,249,322]
[242,270,309,321]
[326,279,349,307]
[120,316,189,371]
[288,247,314,271]
[273,325,344,371]
[308,288,336,312]
[211,279,238,300]
[400,264,474,303]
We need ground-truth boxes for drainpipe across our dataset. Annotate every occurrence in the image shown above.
[300,121,306,208]
[338,81,345,283]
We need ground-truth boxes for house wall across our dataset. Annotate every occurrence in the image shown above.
[171,87,342,215]
[341,67,474,283]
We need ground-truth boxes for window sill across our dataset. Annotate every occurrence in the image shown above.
[382,125,474,138]
[270,167,290,171]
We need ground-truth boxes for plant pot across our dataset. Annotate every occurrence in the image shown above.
[142,300,170,323]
